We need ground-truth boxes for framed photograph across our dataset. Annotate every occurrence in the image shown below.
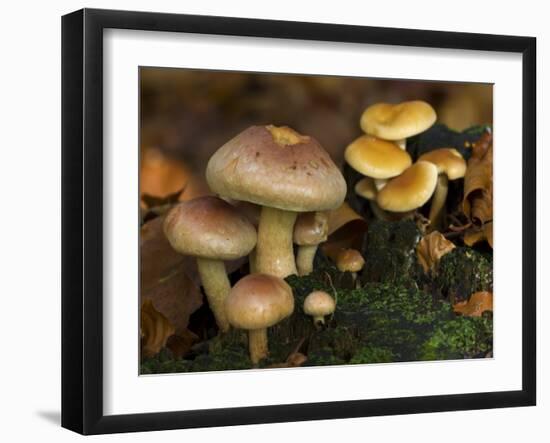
[62,8,536,435]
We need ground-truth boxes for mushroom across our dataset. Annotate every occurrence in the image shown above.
[345,135,412,179]
[344,135,412,191]
[293,212,329,276]
[355,176,390,220]
[303,291,336,326]
[418,148,467,227]
[163,196,257,332]
[336,249,365,287]
[207,125,346,278]
[360,100,437,150]
[225,273,294,365]
[377,161,438,213]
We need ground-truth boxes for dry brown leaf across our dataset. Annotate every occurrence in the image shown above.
[453,291,493,317]
[141,216,203,335]
[416,231,456,274]
[322,203,368,260]
[484,222,493,248]
[463,131,493,225]
[140,147,189,201]
[141,299,176,358]
[464,221,493,248]
[166,329,199,359]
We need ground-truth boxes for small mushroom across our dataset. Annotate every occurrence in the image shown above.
[418,148,467,227]
[225,274,294,365]
[360,100,437,150]
[293,212,329,276]
[377,161,438,213]
[345,135,412,180]
[355,176,390,220]
[207,125,346,278]
[303,291,336,326]
[336,249,365,287]
[163,196,257,332]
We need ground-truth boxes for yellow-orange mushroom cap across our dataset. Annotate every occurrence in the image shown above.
[377,161,438,212]
[418,148,467,180]
[360,101,437,141]
[344,135,412,179]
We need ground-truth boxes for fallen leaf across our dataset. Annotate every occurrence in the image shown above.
[416,231,456,273]
[453,291,493,317]
[140,147,190,201]
[141,215,203,335]
[463,221,493,249]
[166,329,199,359]
[463,131,493,225]
[141,299,176,358]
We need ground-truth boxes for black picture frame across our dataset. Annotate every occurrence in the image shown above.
[62,8,537,435]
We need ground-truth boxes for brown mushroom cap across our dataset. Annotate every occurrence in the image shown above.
[303,291,336,318]
[360,101,436,140]
[377,161,438,212]
[344,135,412,179]
[293,212,329,246]
[206,125,346,212]
[163,196,257,260]
[418,148,467,180]
[354,176,377,200]
[336,249,365,273]
[225,274,294,330]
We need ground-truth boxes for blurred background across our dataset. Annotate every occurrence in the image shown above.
[140,68,492,204]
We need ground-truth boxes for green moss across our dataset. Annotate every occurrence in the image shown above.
[305,347,346,367]
[140,349,194,374]
[419,312,493,360]
[307,324,362,361]
[190,344,252,372]
[434,247,493,303]
[350,346,394,364]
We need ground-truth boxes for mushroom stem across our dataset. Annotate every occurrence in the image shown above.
[296,244,318,276]
[196,258,231,333]
[396,139,406,150]
[351,272,360,289]
[369,201,391,221]
[429,174,449,227]
[256,206,298,278]
[248,328,268,365]
[249,248,257,273]
[374,179,387,191]
[313,315,325,325]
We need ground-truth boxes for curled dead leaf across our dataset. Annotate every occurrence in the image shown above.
[463,222,493,248]
[463,131,493,225]
[416,231,456,274]
[322,203,368,261]
[453,291,493,317]
[141,299,176,358]
[166,329,199,359]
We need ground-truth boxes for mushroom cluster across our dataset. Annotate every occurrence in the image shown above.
[345,101,466,228]
[164,125,347,364]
